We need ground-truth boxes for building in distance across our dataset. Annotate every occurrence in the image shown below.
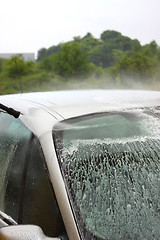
[0,53,35,62]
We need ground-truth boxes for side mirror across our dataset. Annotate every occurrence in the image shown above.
[0,225,60,240]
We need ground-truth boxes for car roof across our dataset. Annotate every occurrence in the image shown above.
[1,89,160,117]
[0,90,160,136]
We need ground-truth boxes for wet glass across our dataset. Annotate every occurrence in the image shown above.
[53,108,160,240]
[0,112,31,221]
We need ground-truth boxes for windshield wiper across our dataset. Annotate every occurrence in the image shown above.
[0,211,17,226]
[0,103,21,118]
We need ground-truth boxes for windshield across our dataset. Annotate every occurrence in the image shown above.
[53,107,160,240]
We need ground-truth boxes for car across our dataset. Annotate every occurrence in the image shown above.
[0,89,160,240]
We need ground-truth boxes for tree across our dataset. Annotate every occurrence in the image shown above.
[37,48,47,61]
[112,49,124,63]
[39,56,53,71]
[0,58,6,72]
[4,55,33,78]
[77,33,102,53]
[100,30,121,41]
[90,30,141,68]
[111,51,155,79]
[142,41,158,57]
[37,45,62,61]
[47,44,61,57]
[51,42,90,78]
[37,30,142,70]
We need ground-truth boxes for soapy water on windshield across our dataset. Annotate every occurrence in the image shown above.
[56,109,160,239]
[63,139,160,239]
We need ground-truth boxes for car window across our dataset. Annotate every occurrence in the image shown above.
[0,111,31,222]
[53,108,160,240]
[22,135,67,238]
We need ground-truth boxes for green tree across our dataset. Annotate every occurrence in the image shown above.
[37,45,62,61]
[112,49,124,63]
[37,48,47,61]
[111,51,155,79]
[51,42,90,78]
[4,55,33,78]
[143,41,157,54]
[37,30,142,69]
[39,56,53,71]
[47,44,61,57]
[91,30,142,68]
[100,30,121,41]
[0,58,7,72]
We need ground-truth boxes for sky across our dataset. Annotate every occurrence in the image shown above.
[1,0,160,57]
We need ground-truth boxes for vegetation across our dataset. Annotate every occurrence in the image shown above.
[0,30,160,95]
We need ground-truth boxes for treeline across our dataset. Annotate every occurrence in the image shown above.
[0,30,160,94]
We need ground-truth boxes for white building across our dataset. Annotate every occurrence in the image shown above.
[0,53,35,62]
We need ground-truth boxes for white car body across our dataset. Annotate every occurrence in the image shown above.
[0,89,160,240]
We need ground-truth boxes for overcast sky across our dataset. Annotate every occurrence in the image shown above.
[1,0,160,57]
